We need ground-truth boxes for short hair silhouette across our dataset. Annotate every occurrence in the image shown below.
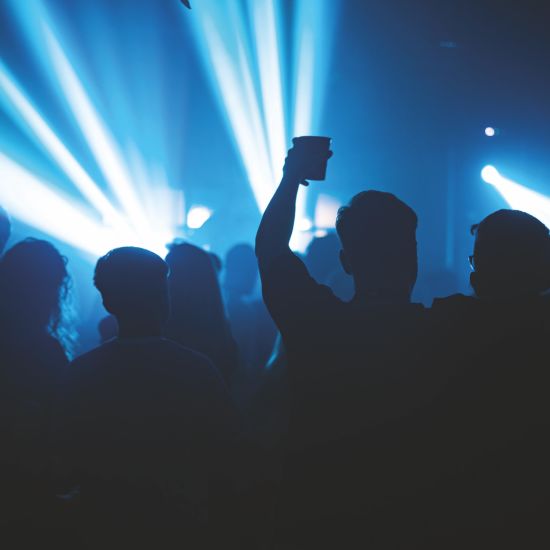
[470,209,550,298]
[224,243,258,297]
[0,238,74,353]
[336,190,418,296]
[0,205,11,254]
[94,247,169,320]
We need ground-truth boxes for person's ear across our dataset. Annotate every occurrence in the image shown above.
[102,295,116,316]
[340,249,353,275]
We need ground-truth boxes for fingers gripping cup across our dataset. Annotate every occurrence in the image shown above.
[291,136,332,181]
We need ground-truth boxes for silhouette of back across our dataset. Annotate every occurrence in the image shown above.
[427,210,550,547]
[0,239,72,541]
[59,247,239,549]
[257,187,431,547]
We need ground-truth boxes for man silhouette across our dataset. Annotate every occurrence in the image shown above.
[256,146,429,547]
[428,209,550,547]
[60,247,239,549]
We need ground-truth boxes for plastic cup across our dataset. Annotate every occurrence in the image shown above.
[291,136,332,180]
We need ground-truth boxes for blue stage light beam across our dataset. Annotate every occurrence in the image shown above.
[2,1,178,256]
[41,23,150,237]
[292,0,333,138]
[0,153,127,257]
[186,0,335,253]
[482,166,550,229]
[188,2,276,211]
[250,0,287,183]
[0,62,125,230]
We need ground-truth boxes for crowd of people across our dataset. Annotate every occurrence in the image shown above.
[0,144,549,549]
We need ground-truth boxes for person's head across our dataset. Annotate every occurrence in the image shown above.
[94,247,169,333]
[224,243,258,297]
[165,242,226,332]
[470,209,550,299]
[0,205,11,254]
[336,190,418,299]
[0,238,74,352]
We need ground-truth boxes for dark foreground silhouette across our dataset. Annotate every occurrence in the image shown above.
[57,247,241,549]
[1,158,550,549]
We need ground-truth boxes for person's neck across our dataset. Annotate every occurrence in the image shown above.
[117,319,163,339]
[352,285,411,306]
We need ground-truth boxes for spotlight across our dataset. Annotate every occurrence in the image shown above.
[481,165,500,185]
[314,194,341,229]
[484,127,496,137]
[187,206,212,229]
[0,153,124,256]
[297,217,313,232]
[484,170,550,229]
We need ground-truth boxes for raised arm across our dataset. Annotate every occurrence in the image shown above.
[255,166,302,267]
[256,145,332,266]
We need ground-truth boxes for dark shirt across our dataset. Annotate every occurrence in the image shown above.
[0,328,67,479]
[59,337,239,544]
[0,328,68,534]
[165,322,239,386]
[425,294,550,546]
[259,251,430,542]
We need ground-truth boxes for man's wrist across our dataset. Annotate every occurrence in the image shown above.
[280,174,302,187]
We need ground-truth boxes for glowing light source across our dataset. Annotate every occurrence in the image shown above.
[0,62,123,229]
[481,165,500,185]
[485,127,496,137]
[185,0,334,221]
[482,166,550,229]
[297,218,313,232]
[187,206,212,229]
[0,153,123,256]
[0,3,179,258]
[314,194,342,229]
[42,24,149,235]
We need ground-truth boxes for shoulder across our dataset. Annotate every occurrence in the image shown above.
[149,338,226,386]
[70,340,115,369]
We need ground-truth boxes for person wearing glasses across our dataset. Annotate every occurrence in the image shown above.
[428,209,550,547]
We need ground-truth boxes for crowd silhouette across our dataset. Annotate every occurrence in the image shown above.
[1,145,550,549]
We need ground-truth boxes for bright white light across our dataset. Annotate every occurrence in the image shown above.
[0,153,124,257]
[314,194,342,229]
[297,217,313,232]
[314,229,328,238]
[485,170,550,229]
[481,165,501,185]
[191,6,275,211]
[42,23,150,235]
[292,0,331,137]
[188,0,333,217]
[187,206,212,229]
[0,62,124,229]
[251,0,287,182]
[485,127,495,137]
